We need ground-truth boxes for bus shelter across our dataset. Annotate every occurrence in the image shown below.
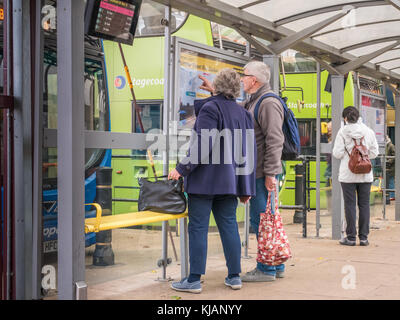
[152,0,400,236]
[1,0,400,300]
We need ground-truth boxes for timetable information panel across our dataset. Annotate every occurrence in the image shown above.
[85,0,142,45]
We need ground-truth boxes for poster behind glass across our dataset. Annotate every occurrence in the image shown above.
[360,94,385,145]
[177,48,246,130]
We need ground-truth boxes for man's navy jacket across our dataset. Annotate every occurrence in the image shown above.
[176,94,256,197]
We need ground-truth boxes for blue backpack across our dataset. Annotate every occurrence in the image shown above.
[254,93,301,160]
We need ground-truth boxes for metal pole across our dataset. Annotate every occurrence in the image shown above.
[307,157,311,218]
[263,54,281,212]
[6,110,12,300]
[12,0,24,299]
[242,202,251,259]
[23,0,33,300]
[32,0,44,300]
[13,0,33,299]
[383,85,388,219]
[263,55,280,94]
[245,41,250,58]
[169,224,178,261]
[294,163,305,223]
[163,6,171,186]
[159,5,172,281]
[2,0,12,300]
[354,73,361,110]
[179,217,188,279]
[11,0,21,299]
[316,62,321,237]
[395,91,400,221]
[217,24,223,50]
[1,105,11,300]
[331,75,345,240]
[243,36,251,258]
[382,154,386,207]
[383,152,387,219]
[57,0,86,300]
[92,168,115,266]
[303,158,307,238]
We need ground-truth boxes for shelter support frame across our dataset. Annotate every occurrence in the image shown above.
[56,0,86,300]
[263,55,281,209]
[1,0,13,300]
[396,91,400,221]
[32,0,44,301]
[316,62,321,237]
[331,75,345,240]
[12,0,34,300]
[10,0,44,300]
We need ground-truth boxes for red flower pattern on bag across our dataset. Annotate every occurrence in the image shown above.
[256,191,292,266]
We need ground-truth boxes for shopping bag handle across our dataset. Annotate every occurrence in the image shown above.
[266,189,279,214]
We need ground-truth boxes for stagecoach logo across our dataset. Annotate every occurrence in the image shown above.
[115,75,126,90]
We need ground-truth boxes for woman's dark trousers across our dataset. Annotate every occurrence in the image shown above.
[187,194,241,276]
[340,182,372,241]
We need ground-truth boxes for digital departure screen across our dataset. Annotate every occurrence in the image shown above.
[85,0,142,46]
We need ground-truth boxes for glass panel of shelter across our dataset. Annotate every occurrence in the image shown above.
[37,0,398,299]
[38,1,227,299]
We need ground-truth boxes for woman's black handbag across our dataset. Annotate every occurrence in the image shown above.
[138,176,187,214]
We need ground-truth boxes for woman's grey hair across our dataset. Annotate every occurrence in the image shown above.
[244,61,271,84]
[213,68,241,99]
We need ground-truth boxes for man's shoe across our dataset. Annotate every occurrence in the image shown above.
[171,278,202,294]
[276,270,285,278]
[339,238,356,246]
[241,268,276,282]
[224,277,242,290]
[360,239,369,246]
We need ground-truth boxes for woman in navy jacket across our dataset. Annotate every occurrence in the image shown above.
[169,68,256,293]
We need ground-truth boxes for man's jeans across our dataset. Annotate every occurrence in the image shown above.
[249,177,285,276]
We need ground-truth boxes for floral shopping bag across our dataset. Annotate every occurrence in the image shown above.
[256,191,292,266]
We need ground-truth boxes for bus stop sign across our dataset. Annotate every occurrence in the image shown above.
[85,0,142,46]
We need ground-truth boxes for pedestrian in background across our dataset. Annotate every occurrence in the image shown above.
[385,135,395,201]
[332,106,379,246]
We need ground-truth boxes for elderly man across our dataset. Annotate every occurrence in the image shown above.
[200,61,285,282]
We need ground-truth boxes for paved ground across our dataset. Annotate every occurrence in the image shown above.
[85,203,400,300]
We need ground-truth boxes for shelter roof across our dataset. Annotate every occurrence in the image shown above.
[153,0,400,86]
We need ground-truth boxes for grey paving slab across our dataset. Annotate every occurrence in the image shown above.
[47,205,400,300]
